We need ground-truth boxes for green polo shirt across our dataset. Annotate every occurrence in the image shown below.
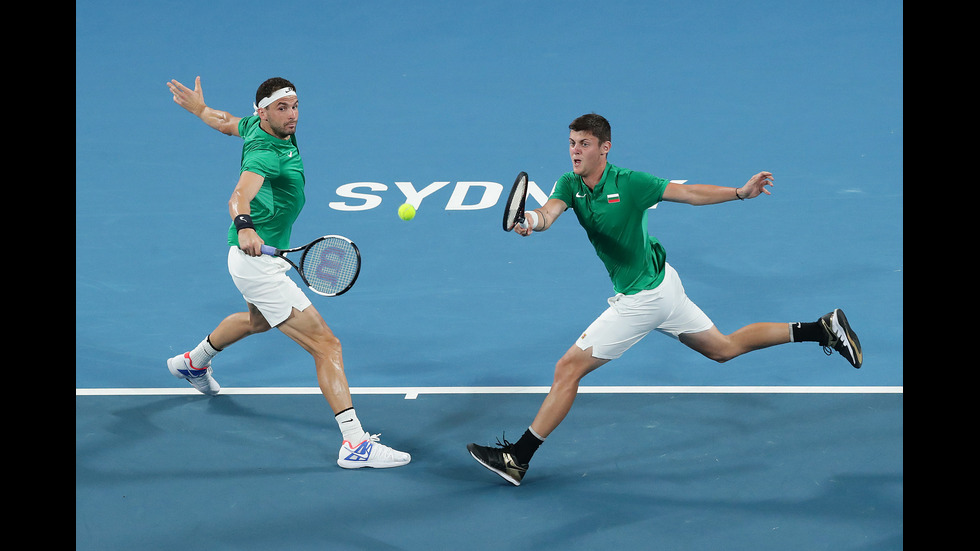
[226,115,306,250]
[551,163,670,295]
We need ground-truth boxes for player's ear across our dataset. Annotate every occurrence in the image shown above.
[602,141,611,156]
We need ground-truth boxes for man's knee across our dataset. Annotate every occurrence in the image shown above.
[279,307,341,355]
[247,306,273,334]
[553,347,606,385]
[704,348,735,363]
[680,329,736,363]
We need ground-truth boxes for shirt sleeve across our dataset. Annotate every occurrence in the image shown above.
[626,171,669,210]
[550,172,576,206]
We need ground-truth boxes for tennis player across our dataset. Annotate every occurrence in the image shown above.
[467,113,862,486]
[164,76,410,469]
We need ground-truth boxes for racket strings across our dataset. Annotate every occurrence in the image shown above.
[503,175,528,230]
[301,238,359,295]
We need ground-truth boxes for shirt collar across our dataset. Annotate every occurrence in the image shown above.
[580,162,612,195]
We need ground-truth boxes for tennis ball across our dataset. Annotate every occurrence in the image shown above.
[398,203,416,221]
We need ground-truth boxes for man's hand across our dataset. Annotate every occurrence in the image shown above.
[738,171,774,200]
[167,76,240,135]
[237,228,264,257]
[167,76,207,117]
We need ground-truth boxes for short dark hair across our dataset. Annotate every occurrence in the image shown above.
[569,113,611,144]
[255,77,297,105]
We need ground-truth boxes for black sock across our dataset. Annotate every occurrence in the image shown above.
[791,321,827,346]
[513,429,544,465]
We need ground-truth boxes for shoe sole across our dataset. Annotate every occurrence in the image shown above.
[834,309,863,369]
[337,458,411,469]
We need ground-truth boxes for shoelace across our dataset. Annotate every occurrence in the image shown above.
[823,327,854,359]
[363,434,404,459]
[822,317,843,357]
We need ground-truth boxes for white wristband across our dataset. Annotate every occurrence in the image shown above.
[525,210,540,230]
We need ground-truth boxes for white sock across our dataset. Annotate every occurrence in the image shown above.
[187,337,220,369]
[336,408,365,444]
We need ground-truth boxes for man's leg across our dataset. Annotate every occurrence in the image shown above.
[679,313,862,369]
[530,345,609,439]
[679,323,791,363]
[208,302,273,350]
[277,305,410,469]
[168,303,274,395]
[275,304,352,414]
[467,344,609,486]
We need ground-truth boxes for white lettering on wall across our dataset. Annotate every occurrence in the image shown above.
[326,180,686,211]
[446,182,503,210]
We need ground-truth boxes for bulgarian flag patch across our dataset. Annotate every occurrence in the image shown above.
[607,193,620,203]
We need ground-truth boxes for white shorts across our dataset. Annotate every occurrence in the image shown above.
[576,263,714,360]
[227,247,312,327]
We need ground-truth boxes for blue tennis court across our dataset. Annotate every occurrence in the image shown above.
[76,1,903,549]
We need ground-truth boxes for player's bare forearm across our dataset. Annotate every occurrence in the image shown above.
[228,172,264,219]
[198,106,241,136]
[229,172,266,256]
[516,199,565,237]
[663,172,773,205]
[664,183,737,205]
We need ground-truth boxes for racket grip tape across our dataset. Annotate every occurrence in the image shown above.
[260,244,278,256]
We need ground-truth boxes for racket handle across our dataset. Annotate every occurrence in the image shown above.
[260,244,278,256]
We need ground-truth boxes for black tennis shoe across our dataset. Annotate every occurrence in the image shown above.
[467,438,528,486]
[819,308,863,369]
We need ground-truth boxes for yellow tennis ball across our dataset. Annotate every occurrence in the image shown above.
[398,203,416,221]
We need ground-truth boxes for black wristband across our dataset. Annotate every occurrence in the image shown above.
[734,187,745,200]
[234,214,254,231]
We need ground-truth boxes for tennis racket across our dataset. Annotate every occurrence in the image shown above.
[260,235,361,297]
[502,171,529,232]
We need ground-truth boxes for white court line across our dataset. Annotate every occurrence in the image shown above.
[76,386,903,398]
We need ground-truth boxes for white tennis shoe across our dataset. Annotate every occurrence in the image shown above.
[167,353,221,395]
[338,433,411,469]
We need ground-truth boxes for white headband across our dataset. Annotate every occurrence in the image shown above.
[253,87,296,115]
